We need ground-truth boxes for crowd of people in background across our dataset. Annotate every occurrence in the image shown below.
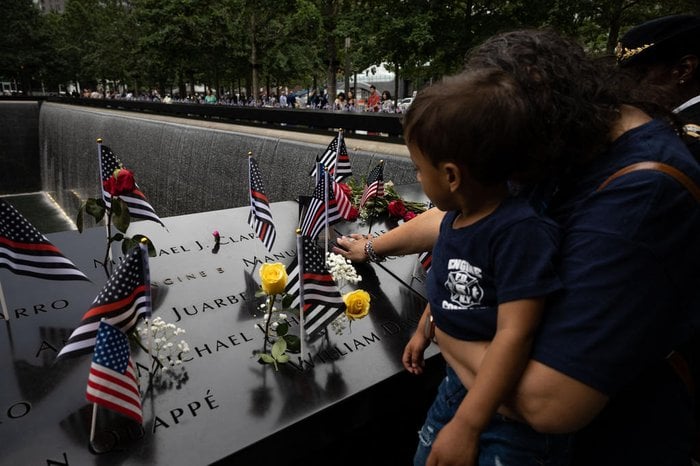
[74,84,409,113]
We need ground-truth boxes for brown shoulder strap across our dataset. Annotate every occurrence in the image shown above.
[596,161,700,203]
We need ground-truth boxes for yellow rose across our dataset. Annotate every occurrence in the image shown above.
[259,262,288,295]
[343,289,371,320]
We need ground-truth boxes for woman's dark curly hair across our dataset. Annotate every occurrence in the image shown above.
[465,29,622,181]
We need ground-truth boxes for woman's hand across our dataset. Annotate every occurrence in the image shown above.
[333,234,372,262]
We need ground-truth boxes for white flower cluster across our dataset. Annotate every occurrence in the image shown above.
[326,252,362,288]
[137,316,190,373]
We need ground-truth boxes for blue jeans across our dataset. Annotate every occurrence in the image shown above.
[414,365,573,466]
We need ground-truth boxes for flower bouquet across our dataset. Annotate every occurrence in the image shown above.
[342,178,427,224]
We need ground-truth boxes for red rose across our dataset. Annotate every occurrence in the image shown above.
[387,199,407,218]
[114,169,136,195]
[347,206,360,221]
[403,211,417,222]
[337,182,352,197]
[103,169,136,196]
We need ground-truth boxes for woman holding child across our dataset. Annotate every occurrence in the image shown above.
[336,28,700,466]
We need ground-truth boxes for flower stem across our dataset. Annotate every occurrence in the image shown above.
[130,331,163,369]
[102,209,113,279]
[262,295,275,354]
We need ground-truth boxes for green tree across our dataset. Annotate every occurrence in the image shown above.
[0,0,53,94]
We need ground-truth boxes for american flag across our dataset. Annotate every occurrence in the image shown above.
[57,245,151,359]
[300,165,342,240]
[286,236,344,340]
[99,144,164,227]
[86,320,143,424]
[359,161,385,207]
[248,156,276,251]
[0,200,88,281]
[332,179,354,220]
[309,132,352,182]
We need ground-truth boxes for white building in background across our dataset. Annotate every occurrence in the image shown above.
[342,63,403,101]
[33,0,65,13]
[355,63,396,85]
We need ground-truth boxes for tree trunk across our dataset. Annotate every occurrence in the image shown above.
[250,12,258,101]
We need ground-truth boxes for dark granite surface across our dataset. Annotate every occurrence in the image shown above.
[0,200,442,465]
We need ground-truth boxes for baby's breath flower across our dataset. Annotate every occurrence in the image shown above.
[137,318,191,374]
[330,313,349,335]
[326,252,362,287]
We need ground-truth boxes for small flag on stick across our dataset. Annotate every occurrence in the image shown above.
[248,155,277,252]
[359,161,385,208]
[286,235,344,340]
[98,141,164,227]
[300,165,342,241]
[309,130,353,182]
[57,245,151,360]
[0,199,89,281]
[86,320,143,424]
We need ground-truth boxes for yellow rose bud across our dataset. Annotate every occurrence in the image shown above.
[259,262,288,295]
[343,289,371,320]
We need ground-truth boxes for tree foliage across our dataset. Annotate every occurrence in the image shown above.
[2,0,698,97]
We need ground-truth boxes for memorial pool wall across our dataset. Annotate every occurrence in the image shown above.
[1,101,412,221]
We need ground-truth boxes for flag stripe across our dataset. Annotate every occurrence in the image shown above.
[83,285,147,320]
[87,367,141,405]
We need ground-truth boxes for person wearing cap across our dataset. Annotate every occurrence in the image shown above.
[616,14,700,160]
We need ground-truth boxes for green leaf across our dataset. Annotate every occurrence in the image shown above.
[111,233,124,242]
[85,198,105,223]
[283,334,301,353]
[275,353,289,363]
[281,294,294,309]
[271,339,287,359]
[121,237,136,255]
[112,198,131,232]
[259,353,275,364]
[255,290,267,298]
[275,321,288,336]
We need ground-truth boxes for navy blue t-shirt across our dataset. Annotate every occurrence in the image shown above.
[532,119,700,397]
[428,196,562,341]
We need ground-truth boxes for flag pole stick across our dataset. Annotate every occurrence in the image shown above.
[248,153,263,276]
[0,280,9,322]
[335,129,342,181]
[324,168,330,258]
[138,241,153,361]
[89,403,98,444]
[90,316,108,445]
[97,139,113,275]
[295,232,306,358]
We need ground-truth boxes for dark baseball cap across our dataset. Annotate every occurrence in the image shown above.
[616,14,700,67]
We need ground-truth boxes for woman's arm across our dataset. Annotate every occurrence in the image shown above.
[506,359,609,433]
[334,206,444,262]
